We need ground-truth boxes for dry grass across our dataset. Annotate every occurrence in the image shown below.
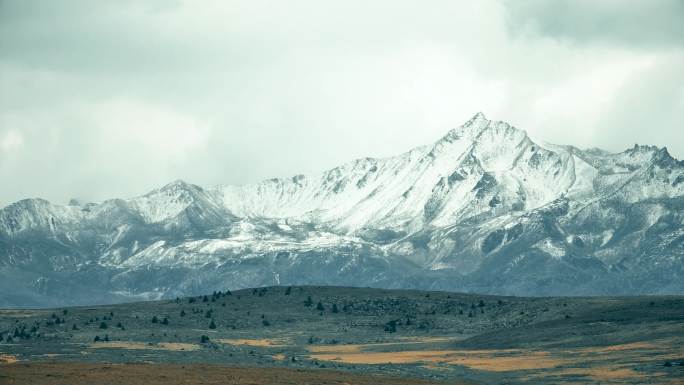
[0,353,18,364]
[307,336,465,354]
[575,341,660,353]
[310,349,567,371]
[444,352,565,372]
[309,338,683,381]
[311,350,461,365]
[89,342,200,351]
[551,366,645,380]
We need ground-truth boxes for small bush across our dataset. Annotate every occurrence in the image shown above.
[384,320,397,333]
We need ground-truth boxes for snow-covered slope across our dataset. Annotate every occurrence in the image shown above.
[1,113,683,307]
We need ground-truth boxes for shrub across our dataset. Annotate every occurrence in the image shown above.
[304,296,313,307]
[99,322,108,329]
[162,317,169,325]
[384,320,397,333]
[152,316,159,323]
[200,335,210,343]
[316,301,325,311]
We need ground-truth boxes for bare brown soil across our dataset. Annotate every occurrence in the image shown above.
[0,362,466,385]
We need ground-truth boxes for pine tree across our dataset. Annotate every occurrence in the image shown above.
[285,286,292,295]
[152,316,159,323]
[180,310,186,317]
[209,320,216,329]
[316,301,325,311]
[99,322,108,329]
[332,304,339,313]
[162,317,169,325]
[304,296,313,307]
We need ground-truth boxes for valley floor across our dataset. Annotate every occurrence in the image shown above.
[0,286,683,384]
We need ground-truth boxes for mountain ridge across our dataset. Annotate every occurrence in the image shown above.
[1,113,683,307]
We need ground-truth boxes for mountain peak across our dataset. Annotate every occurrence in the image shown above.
[464,111,489,127]
[156,179,204,194]
[162,179,191,189]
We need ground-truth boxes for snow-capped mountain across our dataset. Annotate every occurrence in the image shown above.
[1,113,683,307]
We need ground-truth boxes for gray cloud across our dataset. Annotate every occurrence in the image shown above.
[505,0,684,48]
[1,0,683,206]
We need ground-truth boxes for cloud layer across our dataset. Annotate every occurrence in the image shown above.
[1,0,682,206]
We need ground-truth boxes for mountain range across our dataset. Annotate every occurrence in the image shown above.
[2,112,683,307]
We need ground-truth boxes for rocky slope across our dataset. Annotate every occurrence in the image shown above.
[1,113,683,307]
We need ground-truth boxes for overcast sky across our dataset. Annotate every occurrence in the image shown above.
[1,0,683,206]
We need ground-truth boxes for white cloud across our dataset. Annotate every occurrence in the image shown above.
[0,0,682,206]
[0,129,23,151]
